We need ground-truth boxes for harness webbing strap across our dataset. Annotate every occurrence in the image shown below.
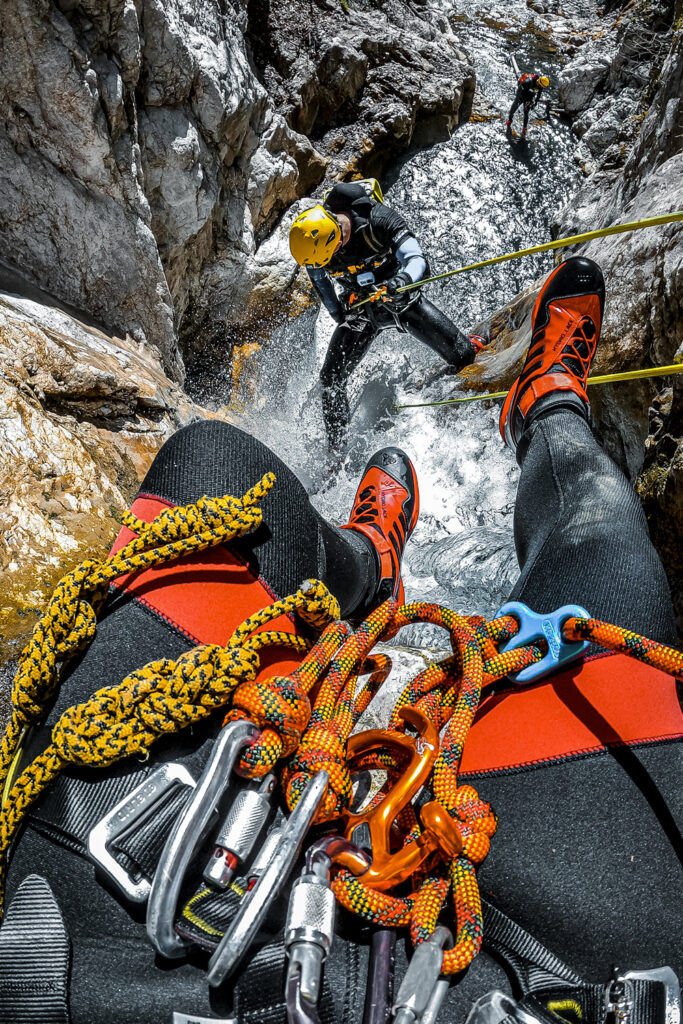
[27,767,194,885]
[0,874,70,1023]
[482,900,584,993]
[482,901,672,1024]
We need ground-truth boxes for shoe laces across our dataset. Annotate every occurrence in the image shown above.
[556,314,596,382]
[352,485,380,526]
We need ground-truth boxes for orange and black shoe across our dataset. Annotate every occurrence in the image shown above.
[499,256,605,461]
[342,447,419,605]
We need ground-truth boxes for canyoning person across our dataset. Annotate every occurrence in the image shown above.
[506,72,549,137]
[2,258,681,1023]
[289,179,487,451]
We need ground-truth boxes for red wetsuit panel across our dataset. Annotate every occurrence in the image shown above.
[108,494,304,680]
[460,652,683,776]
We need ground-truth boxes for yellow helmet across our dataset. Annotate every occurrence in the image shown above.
[289,206,341,267]
[539,75,550,87]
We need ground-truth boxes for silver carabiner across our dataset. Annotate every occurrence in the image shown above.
[464,991,543,1024]
[392,926,453,1024]
[207,771,329,988]
[146,719,259,958]
[203,773,277,889]
[285,837,371,1024]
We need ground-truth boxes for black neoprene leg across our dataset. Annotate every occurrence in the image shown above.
[522,100,532,130]
[509,408,677,644]
[508,92,523,123]
[142,420,378,618]
[401,296,474,367]
[320,322,376,448]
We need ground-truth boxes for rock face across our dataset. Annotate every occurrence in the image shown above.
[637,379,683,634]
[0,281,217,661]
[0,0,473,382]
[0,0,474,662]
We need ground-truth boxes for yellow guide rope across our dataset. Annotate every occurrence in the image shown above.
[354,209,683,308]
[396,363,683,410]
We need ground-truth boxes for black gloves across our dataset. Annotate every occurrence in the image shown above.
[382,272,413,308]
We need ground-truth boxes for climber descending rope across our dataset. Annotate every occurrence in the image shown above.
[1,257,681,1024]
[288,178,489,452]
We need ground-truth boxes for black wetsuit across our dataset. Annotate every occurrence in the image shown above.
[508,73,543,132]
[4,410,681,1022]
[309,183,473,449]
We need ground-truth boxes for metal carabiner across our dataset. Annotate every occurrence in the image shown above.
[207,770,329,988]
[392,926,453,1024]
[464,991,544,1024]
[146,719,259,958]
[285,837,371,1024]
[339,708,461,891]
[203,772,276,889]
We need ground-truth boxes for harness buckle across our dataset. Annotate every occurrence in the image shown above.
[340,708,461,891]
[207,770,329,987]
[391,926,453,1024]
[284,838,370,1024]
[87,762,196,903]
[605,966,681,1024]
[605,969,634,1023]
[494,601,590,684]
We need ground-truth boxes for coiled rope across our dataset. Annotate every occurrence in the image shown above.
[0,476,340,913]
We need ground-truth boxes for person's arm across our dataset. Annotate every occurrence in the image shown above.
[395,235,427,284]
[306,266,344,323]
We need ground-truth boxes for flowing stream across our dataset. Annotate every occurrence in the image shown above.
[201,1,593,658]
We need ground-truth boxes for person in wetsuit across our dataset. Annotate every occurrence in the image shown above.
[289,181,486,450]
[507,72,549,136]
[3,258,681,1023]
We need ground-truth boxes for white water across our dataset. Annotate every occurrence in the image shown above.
[200,2,587,653]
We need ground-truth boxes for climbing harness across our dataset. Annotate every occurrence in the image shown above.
[354,209,683,309]
[2,485,683,1022]
[396,362,683,410]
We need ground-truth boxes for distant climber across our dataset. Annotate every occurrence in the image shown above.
[289,179,487,451]
[506,72,549,137]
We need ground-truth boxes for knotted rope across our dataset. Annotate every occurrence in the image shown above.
[0,478,342,915]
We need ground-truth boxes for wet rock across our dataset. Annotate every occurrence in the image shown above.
[0,287,223,662]
[0,0,179,376]
[1,0,474,397]
[637,379,683,634]
[558,52,611,114]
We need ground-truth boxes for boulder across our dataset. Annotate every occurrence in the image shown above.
[0,285,223,661]
[558,52,611,114]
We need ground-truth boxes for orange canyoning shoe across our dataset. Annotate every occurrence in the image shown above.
[342,447,419,605]
[499,256,605,458]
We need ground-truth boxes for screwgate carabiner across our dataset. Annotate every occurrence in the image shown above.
[207,770,330,987]
[285,837,371,1024]
[392,926,453,1024]
[146,719,259,959]
[203,772,276,889]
